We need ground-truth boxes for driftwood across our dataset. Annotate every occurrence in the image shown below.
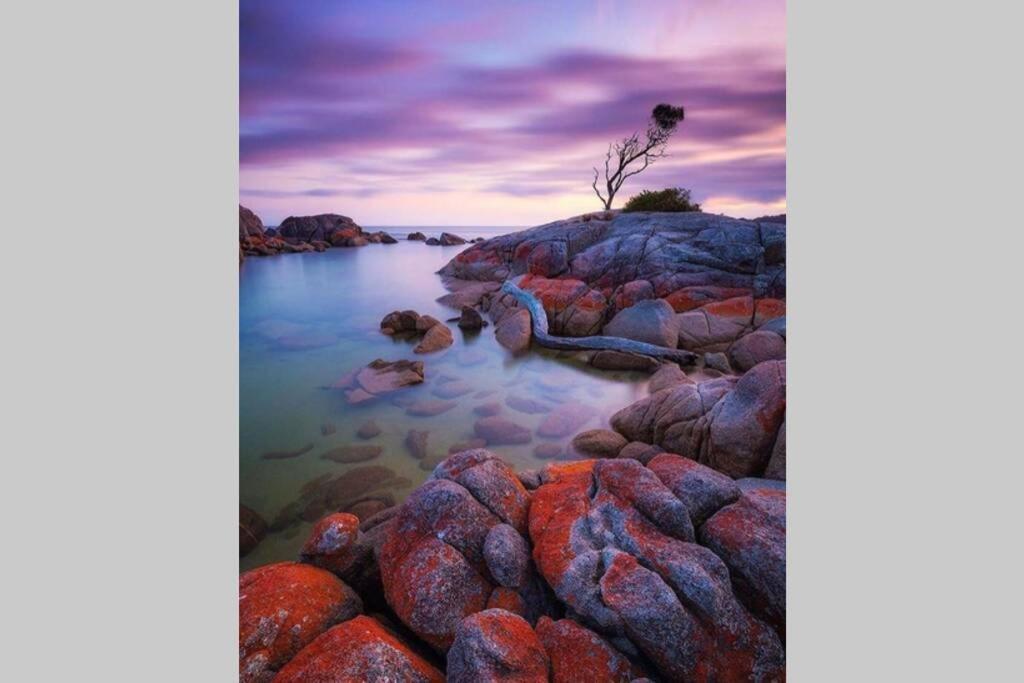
[500,281,697,365]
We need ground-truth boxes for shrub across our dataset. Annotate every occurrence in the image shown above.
[622,187,701,213]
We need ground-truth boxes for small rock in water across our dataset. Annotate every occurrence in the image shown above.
[474,417,533,444]
[432,380,473,399]
[439,231,468,246]
[457,306,485,330]
[405,429,430,460]
[571,429,628,459]
[473,402,502,417]
[414,323,453,353]
[533,443,563,459]
[405,399,457,417]
[356,420,381,439]
[320,422,337,436]
[320,445,383,464]
[407,231,426,241]
[261,442,315,460]
[473,389,496,399]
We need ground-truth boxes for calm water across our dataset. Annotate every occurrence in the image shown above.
[239,228,651,570]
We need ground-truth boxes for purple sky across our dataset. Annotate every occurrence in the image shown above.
[240,1,785,226]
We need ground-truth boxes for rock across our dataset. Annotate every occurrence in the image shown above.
[272,466,410,535]
[457,305,485,330]
[589,350,659,371]
[416,315,441,333]
[274,615,444,683]
[505,394,553,414]
[356,420,381,439]
[529,459,784,681]
[447,609,550,683]
[239,504,267,557]
[425,237,440,245]
[408,231,427,241]
[448,438,488,454]
[536,616,647,682]
[759,315,786,338]
[765,419,786,480]
[518,274,607,337]
[483,524,532,590]
[610,279,655,313]
[439,231,468,246]
[517,469,543,489]
[437,279,502,310]
[406,399,457,417]
[494,308,532,353]
[414,323,453,353]
[321,445,382,464]
[380,309,423,335]
[261,442,314,461]
[239,562,362,682]
[474,417,533,445]
[337,359,425,404]
[279,213,362,244]
[730,329,786,372]
[616,441,663,465]
[473,402,502,417]
[611,360,785,478]
[704,351,733,373]
[533,443,563,459]
[300,513,360,575]
[320,421,336,436]
[405,429,430,460]
[648,363,691,393]
[378,451,544,651]
[602,299,680,348]
[647,453,741,525]
[700,486,787,638]
[432,380,473,399]
[536,403,596,438]
[571,429,628,459]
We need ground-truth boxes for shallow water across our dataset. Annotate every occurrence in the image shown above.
[239,230,653,570]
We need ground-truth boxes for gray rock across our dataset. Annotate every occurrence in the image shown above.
[729,329,786,372]
[603,299,680,348]
[704,351,733,373]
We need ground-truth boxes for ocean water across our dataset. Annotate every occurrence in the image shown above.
[239,230,652,570]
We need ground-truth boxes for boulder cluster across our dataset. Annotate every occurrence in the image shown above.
[380,310,455,354]
[239,205,397,262]
[439,211,786,371]
[239,448,786,681]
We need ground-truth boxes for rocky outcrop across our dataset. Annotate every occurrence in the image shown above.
[239,206,396,259]
[240,449,786,679]
[529,457,784,680]
[441,211,785,345]
[612,359,786,479]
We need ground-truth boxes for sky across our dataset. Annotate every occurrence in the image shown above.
[240,0,785,226]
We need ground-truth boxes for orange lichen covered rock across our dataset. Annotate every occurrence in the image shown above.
[299,513,360,575]
[447,609,550,683]
[535,616,646,683]
[238,562,362,682]
[379,450,551,652]
[274,615,444,683]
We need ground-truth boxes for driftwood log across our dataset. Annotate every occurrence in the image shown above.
[500,281,697,365]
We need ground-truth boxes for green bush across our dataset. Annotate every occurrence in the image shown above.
[622,187,701,213]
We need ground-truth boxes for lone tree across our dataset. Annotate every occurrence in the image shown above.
[592,103,686,210]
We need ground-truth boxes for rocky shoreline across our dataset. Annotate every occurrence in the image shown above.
[239,207,787,680]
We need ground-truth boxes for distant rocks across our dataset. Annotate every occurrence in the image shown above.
[238,205,397,260]
[408,231,427,241]
[438,232,467,246]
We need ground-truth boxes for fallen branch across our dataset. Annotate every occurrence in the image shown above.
[500,281,697,365]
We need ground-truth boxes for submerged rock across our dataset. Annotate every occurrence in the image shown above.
[405,429,430,460]
[239,504,267,557]
[321,445,383,464]
[536,403,596,438]
[406,399,457,417]
[356,419,381,439]
[475,417,533,445]
[335,359,425,405]
[261,442,314,460]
